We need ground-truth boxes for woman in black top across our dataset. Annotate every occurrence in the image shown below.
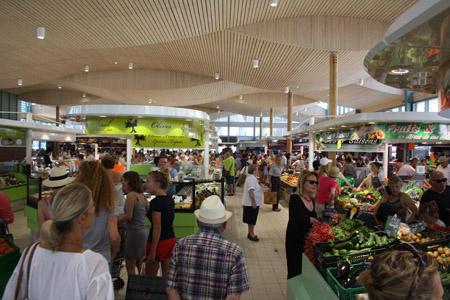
[286,171,320,279]
[145,171,175,278]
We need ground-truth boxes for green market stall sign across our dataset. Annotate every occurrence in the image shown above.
[0,127,26,147]
[86,117,205,149]
[315,123,450,151]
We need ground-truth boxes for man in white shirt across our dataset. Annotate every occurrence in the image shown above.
[436,156,450,186]
[397,158,417,180]
[242,164,262,241]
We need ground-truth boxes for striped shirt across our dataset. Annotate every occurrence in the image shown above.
[166,228,250,300]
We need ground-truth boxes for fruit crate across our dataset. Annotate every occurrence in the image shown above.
[313,239,393,277]
[326,263,367,300]
[0,238,21,298]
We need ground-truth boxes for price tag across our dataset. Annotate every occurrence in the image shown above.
[385,214,401,237]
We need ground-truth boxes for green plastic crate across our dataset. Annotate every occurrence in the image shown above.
[326,264,366,300]
[0,239,21,298]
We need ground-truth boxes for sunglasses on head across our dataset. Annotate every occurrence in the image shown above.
[305,180,319,185]
[391,243,428,298]
[432,178,447,183]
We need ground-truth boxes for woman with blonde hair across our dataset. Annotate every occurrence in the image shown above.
[77,160,120,263]
[2,183,113,300]
[285,171,320,279]
[359,246,443,300]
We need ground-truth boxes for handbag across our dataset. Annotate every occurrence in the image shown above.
[0,220,14,243]
[125,275,168,300]
[263,191,277,204]
[14,242,39,300]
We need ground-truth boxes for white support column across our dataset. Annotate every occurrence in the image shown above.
[383,143,389,180]
[26,129,33,164]
[308,132,314,171]
[126,138,132,171]
[308,117,315,171]
[204,124,210,178]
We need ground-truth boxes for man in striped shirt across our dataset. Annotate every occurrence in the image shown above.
[166,195,250,300]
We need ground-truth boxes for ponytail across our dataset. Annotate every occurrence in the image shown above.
[39,220,63,251]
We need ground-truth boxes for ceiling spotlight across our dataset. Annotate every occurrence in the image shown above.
[128,62,134,70]
[214,72,220,80]
[270,0,278,7]
[17,78,23,86]
[252,58,260,69]
[36,26,45,40]
[148,98,153,104]
[216,105,220,109]
[368,121,376,125]
[57,84,62,90]
[84,64,90,72]
[390,68,409,75]
[114,61,118,65]
[359,78,364,86]
[239,95,243,100]
[82,92,86,98]
[99,115,107,118]
[284,86,290,93]
[260,112,263,117]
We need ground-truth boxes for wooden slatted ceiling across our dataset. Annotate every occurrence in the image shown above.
[0,0,418,115]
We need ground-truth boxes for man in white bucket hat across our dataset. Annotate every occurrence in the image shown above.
[166,195,250,300]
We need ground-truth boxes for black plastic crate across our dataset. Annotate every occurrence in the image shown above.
[125,275,168,300]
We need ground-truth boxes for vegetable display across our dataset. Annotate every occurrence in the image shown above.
[324,232,393,257]
[331,219,367,241]
[0,238,14,256]
[304,223,334,263]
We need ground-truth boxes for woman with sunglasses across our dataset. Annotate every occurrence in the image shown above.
[359,246,443,300]
[285,171,320,279]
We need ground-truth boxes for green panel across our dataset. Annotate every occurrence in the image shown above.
[130,164,154,176]
[145,212,197,239]
[86,117,205,148]
[287,255,339,300]
[24,206,38,232]
[1,184,27,202]
[28,178,40,195]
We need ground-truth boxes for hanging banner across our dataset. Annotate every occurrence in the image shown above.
[315,123,450,151]
[0,127,26,147]
[381,123,450,141]
[85,117,205,149]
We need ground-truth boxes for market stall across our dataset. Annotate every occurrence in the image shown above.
[62,104,220,238]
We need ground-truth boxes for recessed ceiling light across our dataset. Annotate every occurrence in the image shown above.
[214,72,220,80]
[329,127,334,130]
[239,95,243,100]
[84,64,90,72]
[284,86,290,93]
[17,78,23,86]
[270,0,278,7]
[82,92,86,98]
[390,68,409,75]
[36,26,45,40]
[340,125,347,128]
[252,59,259,69]
[57,84,62,90]
[114,61,118,65]
[148,98,153,104]
[128,62,134,70]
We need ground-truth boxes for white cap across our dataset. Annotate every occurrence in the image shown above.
[320,157,332,166]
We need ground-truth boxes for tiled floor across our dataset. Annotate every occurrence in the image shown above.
[8,186,290,300]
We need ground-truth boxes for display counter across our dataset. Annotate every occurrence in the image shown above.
[287,254,338,300]
[280,173,298,203]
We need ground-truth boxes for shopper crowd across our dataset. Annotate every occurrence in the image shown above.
[3,147,450,299]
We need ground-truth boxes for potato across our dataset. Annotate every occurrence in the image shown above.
[438,247,444,254]
[445,249,450,256]
[417,233,422,238]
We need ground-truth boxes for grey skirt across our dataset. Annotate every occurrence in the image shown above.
[125,228,149,260]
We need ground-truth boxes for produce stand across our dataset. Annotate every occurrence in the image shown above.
[287,254,338,300]
[291,112,450,180]
[0,238,20,298]
[280,172,298,203]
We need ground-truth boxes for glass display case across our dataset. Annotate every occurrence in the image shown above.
[171,178,225,212]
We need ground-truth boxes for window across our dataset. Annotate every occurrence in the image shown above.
[429,98,439,112]
[414,101,425,112]
[216,127,228,136]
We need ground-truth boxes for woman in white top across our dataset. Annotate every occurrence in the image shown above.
[2,183,113,300]
[242,165,262,241]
